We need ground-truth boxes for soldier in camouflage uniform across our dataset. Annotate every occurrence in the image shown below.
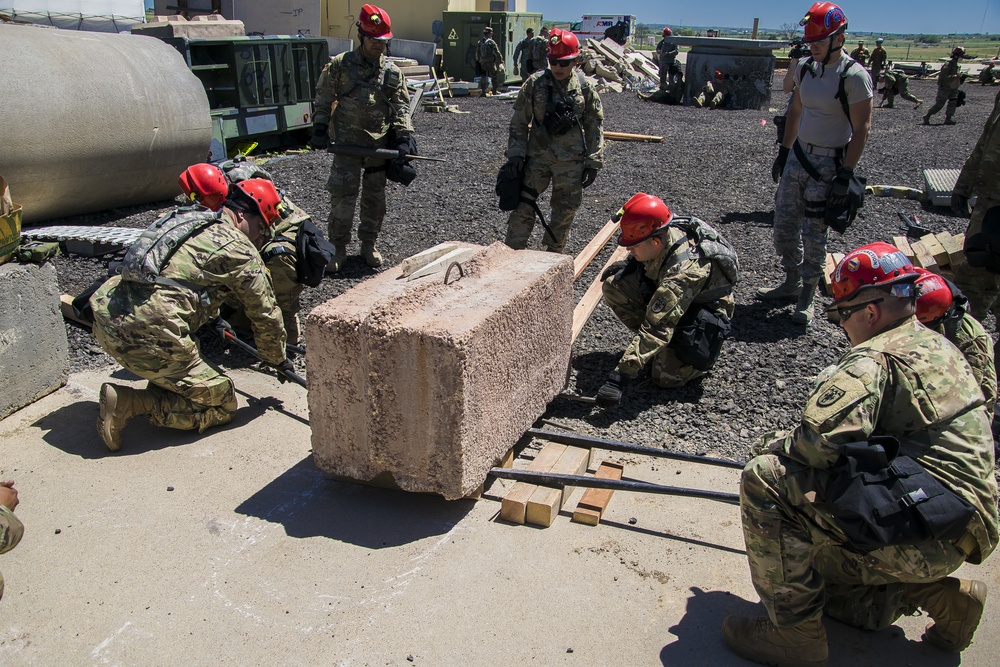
[90,179,289,452]
[951,91,1000,320]
[881,66,922,108]
[180,159,317,344]
[529,27,550,75]
[0,480,23,601]
[725,243,998,666]
[693,70,732,109]
[762,2,873,326]
[914,269,997,412]
[924,46,966,125]
[849,40,869,66]
[502,28,603,253]
[476,26,504,95]
[655,27,680,91]
[309,4,413,271]
[868,37,887,83]
[595,194,737,407]
[512,28,534,82]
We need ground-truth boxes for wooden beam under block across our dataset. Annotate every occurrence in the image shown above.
[573,218,619,280]
[572,246,630,342]
[572,461,626,526]
[500,442,567,524]
[525,445,592,528]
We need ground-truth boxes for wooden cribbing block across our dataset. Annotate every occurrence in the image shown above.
[892,235,913,259]
[942,232,965,269]
[500,443,567,524]
[909,240,937,272]
[920,233,950,268]
[525,445,591,527]
[822,253,844,296]
[572,461,625,526]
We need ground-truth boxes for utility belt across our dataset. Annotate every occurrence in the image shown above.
[798,140,846,160]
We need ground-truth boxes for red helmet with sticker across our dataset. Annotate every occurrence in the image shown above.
[800,2,848,44]
[617,193,674,247]
[357,4,392,40]
[232,178,281,227]
[662,27,672,37]
[548,28,581,60]
[831,242,918,304]
[914,268,953,324]
[178,163,228,212]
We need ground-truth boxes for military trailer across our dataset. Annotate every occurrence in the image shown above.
[441,10,543,84]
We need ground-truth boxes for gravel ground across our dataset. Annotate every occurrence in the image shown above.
[47,75,999,465]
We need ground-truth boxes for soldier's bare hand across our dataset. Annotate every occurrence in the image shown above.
[0,481,19,511]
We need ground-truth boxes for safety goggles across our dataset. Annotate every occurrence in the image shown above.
[548,58,574,68]
[826,298,884,324]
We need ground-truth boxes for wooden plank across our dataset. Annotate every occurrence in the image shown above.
[822,253,844,297]
[892,235,913,260]
[572,246,630,342]
[910,240,938,272]
[572,461,625,526]
[525,445,591,527]
[500,443,567,524]
[604,131,664,142]
[920,233,950,268]
[59,294,91,328]
[573,218,619,280]
[942,232,965,268]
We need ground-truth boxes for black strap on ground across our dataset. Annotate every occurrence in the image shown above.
[487,468,740,505]
[527,428,746,469]
[221,330,308,388]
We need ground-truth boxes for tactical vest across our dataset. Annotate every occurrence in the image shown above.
[661,216,740,302]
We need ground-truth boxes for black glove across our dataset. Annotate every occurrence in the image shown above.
[393,133,418,158]
[581,167,598,189]
[275,360,296,384]
[789,44,806,59]
[500,156,525,181]
[601,260,628,282]
[951,192,972,217]
[827,166,854,208]
[214,318,235,344]
[309,123,329,150]
[595,371,625,408]
[771,146,790,183]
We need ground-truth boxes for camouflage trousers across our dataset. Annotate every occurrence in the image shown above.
[505,158,584,253]
[695,81,725,109]
[601,268,706,388]
[772,149,836,285]
[925,87,958,121]
[225,249,303,343]
[953,196,1000,320]
[326,153,388,247]
[92,323,238,433]
[886,80,921,106]
[479,63,502,94]
[741,453,969,628]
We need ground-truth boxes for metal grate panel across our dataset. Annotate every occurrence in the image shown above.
[923,168,978,207]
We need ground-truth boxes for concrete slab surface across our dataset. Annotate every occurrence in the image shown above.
[0,368,997,666]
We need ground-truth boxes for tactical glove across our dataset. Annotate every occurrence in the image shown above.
[951,192,972,217]
[595,371,625,408]
[581,167,598,189]
[827,166,854,208]
[214,318,235,345]
[500,156,525,181]
[393,133,418,158]
[601,260,629,282]
[600,256,641,282]
[788,44,806,59]
[275,360,296,384]
[309,123,329,151]
[771,146,790,183]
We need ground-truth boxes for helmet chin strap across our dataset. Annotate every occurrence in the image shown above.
[821,35,843,66]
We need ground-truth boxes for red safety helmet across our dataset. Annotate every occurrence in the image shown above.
[178,163,228,212]
[357,4,392,40]
[830,242,918,304]
[913,268,953,324]
[800,2,848,44]
[662,27,672,37]
[548,28,581,61]
[617,193,674,247]
[232,178,281,226]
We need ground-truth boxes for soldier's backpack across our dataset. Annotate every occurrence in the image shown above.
[668,216,740,296]
[265,219,336,288]
[120,207,218,300]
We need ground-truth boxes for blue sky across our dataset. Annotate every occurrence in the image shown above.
[527,1,1000,34]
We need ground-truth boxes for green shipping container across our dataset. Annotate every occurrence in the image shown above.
[441,11,543,85]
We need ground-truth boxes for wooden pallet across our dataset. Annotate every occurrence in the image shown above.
[823,231,965,295]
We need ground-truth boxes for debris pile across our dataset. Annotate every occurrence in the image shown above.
[578,38,659,93]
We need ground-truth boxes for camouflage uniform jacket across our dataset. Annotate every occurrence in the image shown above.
[953,89,1000,199]
[849,46,869,66]
[616,224,736,378]
[513,36,533,69]
[312,45,413,146]
[868,46,887,70]
[507,69,604,169]
[0,503,23,599]
[934,312,998,413]
[529,35,550,68]
[759,318,999,563]
[477,37,502,66]
[92,209,286,365]
[655,38,678,64]
[938,57,963,92]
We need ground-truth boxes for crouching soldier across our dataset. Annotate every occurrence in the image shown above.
[596,193,739,407]
[91,179,290,451]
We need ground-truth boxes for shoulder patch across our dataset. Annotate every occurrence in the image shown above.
[816,386,846,408]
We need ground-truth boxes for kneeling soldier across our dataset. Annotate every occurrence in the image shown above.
[596,193,738,407]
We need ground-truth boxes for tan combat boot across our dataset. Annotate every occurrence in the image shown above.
[791,282,818,325]
[97,383,155,452]
[902,577,988,652]
[360,240,383,268]
[325,245,348,274]
[756,269,802,301]
[722,616,828,667]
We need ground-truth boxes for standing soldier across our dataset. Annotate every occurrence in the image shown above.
[309,4,413,271]
[596,194,738,407]
[655,27,679,91]
[882,65,923,108]
[513,27,534,82]
[91,179,290,451]
[924,46,967,125]
[869,36,888,84]
[500,28,604,253]
[476,26,504,96]
[849,39,868,65]
[530,26,551,75]
[761,2,873,325]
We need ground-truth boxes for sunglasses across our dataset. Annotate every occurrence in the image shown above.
[826,298,884,324]
[548,58,574,67]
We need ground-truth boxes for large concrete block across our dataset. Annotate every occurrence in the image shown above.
[0,262,70,419]
[306,242,574,500]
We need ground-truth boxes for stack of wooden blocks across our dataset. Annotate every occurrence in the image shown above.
[823,230,965,296]
[499,442,625,528]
